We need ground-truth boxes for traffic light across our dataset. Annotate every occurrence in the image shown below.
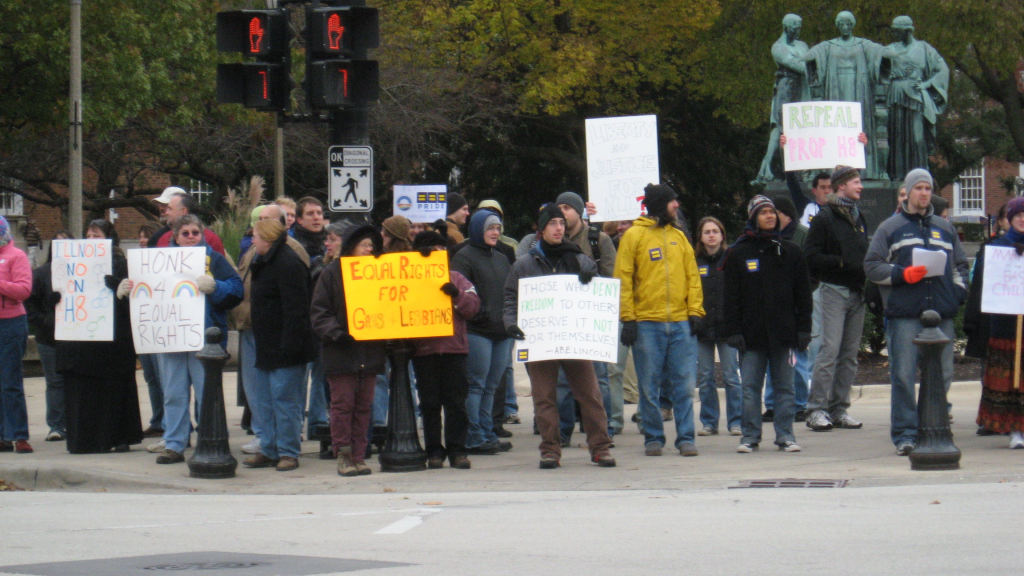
[306,5,379,109]
[216,10,290,111]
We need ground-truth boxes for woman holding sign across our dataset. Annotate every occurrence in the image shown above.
[311,224,385,477]
[0,215,33,454]
[58,220,144,454]
[967,198,1024,449]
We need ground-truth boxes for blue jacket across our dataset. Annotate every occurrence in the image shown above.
[170,238,243,336]
[863,205,969,319]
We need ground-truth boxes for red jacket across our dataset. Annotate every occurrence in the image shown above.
[0,243,32,319]
[413,270,480,356]
[155,228,226,256]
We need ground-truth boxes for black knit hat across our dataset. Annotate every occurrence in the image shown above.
[643,183,677,219]
[770,194,798,221]
[412,231,446,250]
[537,203,565,231]
[446,192,467,216]
[341,224,383,256]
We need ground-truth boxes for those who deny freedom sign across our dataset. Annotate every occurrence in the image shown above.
[515,275,620,363]
[51,238,114,341]
[127,247,207,353]
[341,250,454,340]
[782,101,866,172]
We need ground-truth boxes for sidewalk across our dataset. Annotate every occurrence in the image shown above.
[2,366,1023,494]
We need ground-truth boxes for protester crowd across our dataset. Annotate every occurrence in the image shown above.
[3,168,1023,474]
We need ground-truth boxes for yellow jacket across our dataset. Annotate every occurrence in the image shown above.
[613,217,704,322]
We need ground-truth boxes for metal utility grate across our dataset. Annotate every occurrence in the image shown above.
[731,478,849,489]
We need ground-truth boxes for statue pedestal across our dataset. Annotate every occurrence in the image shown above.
[761,178,898,236]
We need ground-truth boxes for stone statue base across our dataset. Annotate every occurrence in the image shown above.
[761,178,898,236]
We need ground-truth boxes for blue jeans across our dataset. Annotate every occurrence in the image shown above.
[741,347,797,446]
[764,350,810,411]
[306,357,328,437]
[887,317,954,447]
[697,340,742,431]
[504,364,519,416]
[139,353,163,429]
[36,342,66,434]
[0,316,29,441]
[557,362,613,440]
[239,330,265,443]
[465,333,512,448]
[633,321,697,448]
[156,351,204,453]
[252,364,306,459]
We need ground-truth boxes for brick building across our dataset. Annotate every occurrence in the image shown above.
[938,157,1024,230]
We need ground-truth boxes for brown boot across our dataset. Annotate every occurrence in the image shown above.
[336,446,358,477]
[354,460,372,475]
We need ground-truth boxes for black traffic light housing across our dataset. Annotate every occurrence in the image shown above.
[306,4,379,110]
[216,9,291,111]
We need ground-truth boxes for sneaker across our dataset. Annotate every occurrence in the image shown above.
[498,440,513,452]
[779,441,802,452]
[141,426,163,438]
[495,427,513,438]
[504,413,521,425]
[450,454,471,469]
[592,452,616,467]
[896,441,915,456]
[276,456,299,472]
[736,442,758,453]
[833,413,863,429]
[729,426,743,436]
[794,410,807,422]
[241,439,261,454]
[697,427,717,436]
[14,440,33,454]
[761,409,774,422]
[467,441,500,455]
[243,453,279,468]
[354,461,372,475]
[806,410,833,431]
[155,449,184,464]
[644,444,663,456]
[146,439,167,453]
[539,454,560,469]
[678,442,699,457]
[45,430,65,442]
[1010,432,1024,450]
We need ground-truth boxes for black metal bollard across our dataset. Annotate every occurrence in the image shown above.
[379,341,426,472]
[188,327,238,479]
[909,310,961,471]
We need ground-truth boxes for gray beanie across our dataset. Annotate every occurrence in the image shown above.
[555,191,585,217]
[902,168,933,195]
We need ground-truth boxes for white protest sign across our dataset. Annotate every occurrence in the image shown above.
[782,101,866,171]
[127,247,207,353]
[515,275,620,363]
[585,115,659,223]
[51,239,114,341]
[393,184,448,223]
[981,245,1024,315]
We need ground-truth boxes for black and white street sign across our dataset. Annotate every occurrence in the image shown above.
[328,145,373,212]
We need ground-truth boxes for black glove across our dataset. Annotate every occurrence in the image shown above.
[578,269,595,285]
[419,247,433,257]
[620,321,637,347]
[104,274,119,291]
[797,331,811,352]
[440,282,459,297]
[726,334,746,354]
[1014,242,1024,256]
[46,292,62,307]
[688,315,704,336]
[506,325,526,340]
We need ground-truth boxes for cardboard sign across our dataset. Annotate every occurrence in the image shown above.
[392,184,448,223]
[514,275,620,363]
[51,239,114,341]
[127,247,207,353]
[981,245,1024,315]
[341,250,454,340]
[585,114,660,223]
[782,101,866,171]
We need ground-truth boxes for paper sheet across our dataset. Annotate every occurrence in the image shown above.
[912,247,947,278]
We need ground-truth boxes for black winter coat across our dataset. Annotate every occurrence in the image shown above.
[723,235,812,350]
[803,200,868,291]
[695,249,728,342]
[250,235,316,370]
[451,242,512,340]
[310,258,386,376]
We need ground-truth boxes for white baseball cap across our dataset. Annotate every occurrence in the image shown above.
[155,186,187,204]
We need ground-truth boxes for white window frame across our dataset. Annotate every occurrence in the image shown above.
[0,178,25,216]
[953,164,985,218]
[188,179,214,207]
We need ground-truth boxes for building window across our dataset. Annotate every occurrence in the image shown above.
[188,179,214,207]
[0,178,25,216]
[954,164,984,218]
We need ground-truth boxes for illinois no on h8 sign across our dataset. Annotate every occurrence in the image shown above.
[328,146,373,212]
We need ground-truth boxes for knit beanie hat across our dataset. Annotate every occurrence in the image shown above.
[830,165,860,191]
[249,205,264,227]
[747,195,776,220]
[476,199,503,217]
[902,168,933,195]
[446,192,467,216]
[341,224,382,256]
[555,191,585,218]
[412,231,447,251]
[770,194,798,221]
[643,184,677,219]
[1006,197,1024,223]
[381,215,411,241]
[537,203,565,231]
[0,215,10,247]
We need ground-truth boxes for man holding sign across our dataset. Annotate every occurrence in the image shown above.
[504,204,615,469]
[864,169,969,456]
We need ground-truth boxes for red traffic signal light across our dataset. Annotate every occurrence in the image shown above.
[308,60,379,109]
[307,6,379,57]
[217,10,289,58]
[217,63,290,110]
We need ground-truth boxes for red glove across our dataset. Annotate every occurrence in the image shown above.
[903,265,927,284]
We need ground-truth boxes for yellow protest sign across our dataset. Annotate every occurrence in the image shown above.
[340,250,455,340]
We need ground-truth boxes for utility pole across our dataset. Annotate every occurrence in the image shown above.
[69,0,83,237]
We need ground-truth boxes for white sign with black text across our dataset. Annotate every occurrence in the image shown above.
[328,145,374,212]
